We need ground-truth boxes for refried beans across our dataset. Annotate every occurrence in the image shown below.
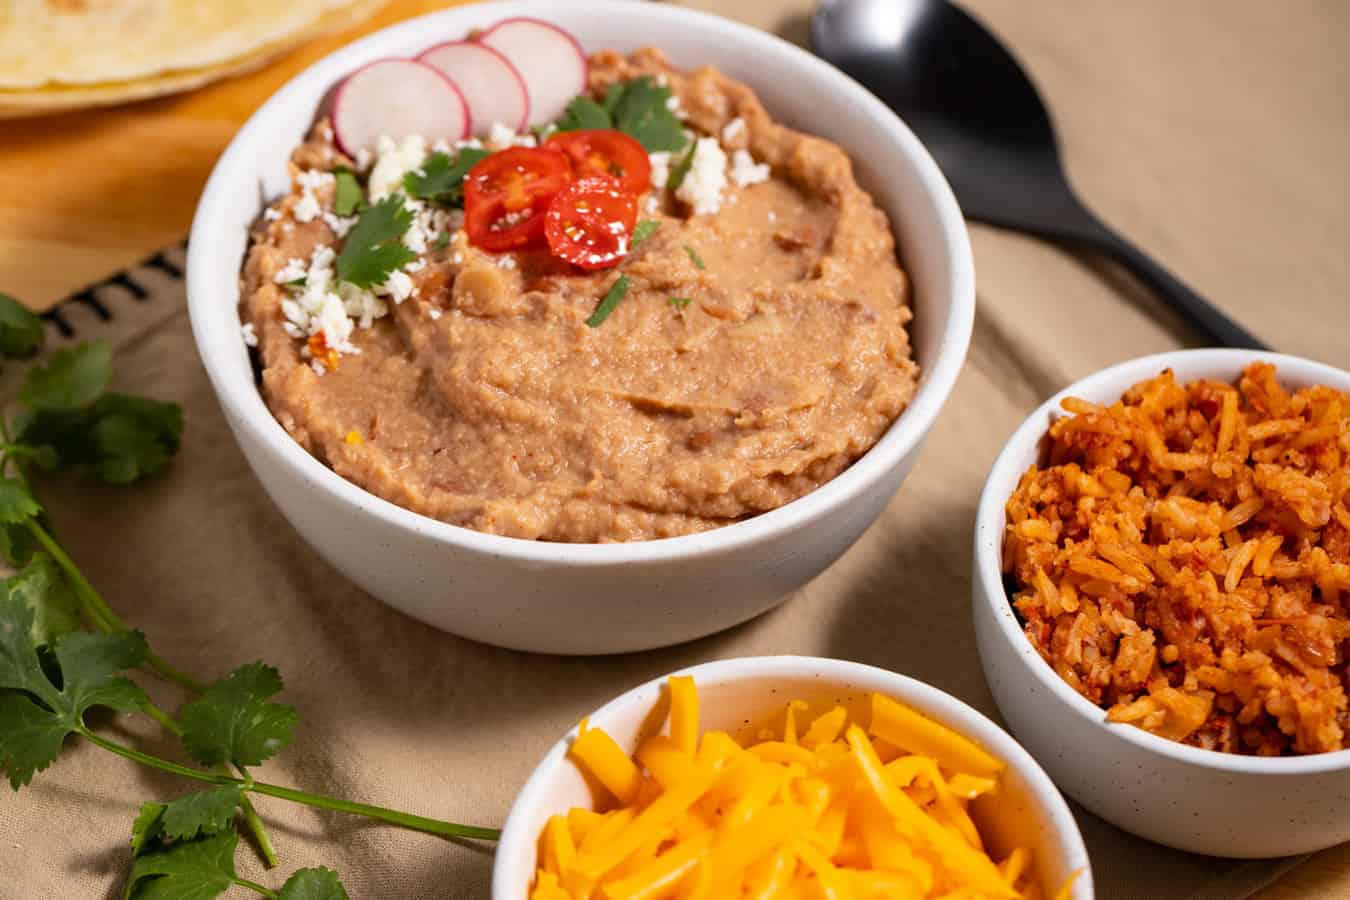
[240,49,920,542]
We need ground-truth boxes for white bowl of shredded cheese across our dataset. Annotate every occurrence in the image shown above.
[493,656,1093,898]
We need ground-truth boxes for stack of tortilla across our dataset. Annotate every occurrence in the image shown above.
[0,0,386,117]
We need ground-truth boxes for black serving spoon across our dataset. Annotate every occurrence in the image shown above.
[811,0,1270,350]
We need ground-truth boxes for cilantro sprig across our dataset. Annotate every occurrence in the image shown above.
[403,148,491,207]
[0,293,44,358]
[0,324,499,897]
[335,195,416,288]
[555,75,687,152]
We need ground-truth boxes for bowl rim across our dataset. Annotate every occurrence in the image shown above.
[974,347,1350,775]
[491,654,1094,899]
[186,0,975,565]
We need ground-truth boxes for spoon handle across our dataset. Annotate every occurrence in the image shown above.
[1098,230,1270,350]
[1060,211,1271,350]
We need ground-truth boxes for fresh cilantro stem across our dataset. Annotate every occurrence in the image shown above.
[76,727,501,842]
[238,783,280,868]
[234,877,278,898]
[248,782,501,841]
[7,452,279,867]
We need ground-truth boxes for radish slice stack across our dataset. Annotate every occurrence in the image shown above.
[329,19,589,153]
[476,18,588,127]
[332,58,469,157]
[418,41,530,135]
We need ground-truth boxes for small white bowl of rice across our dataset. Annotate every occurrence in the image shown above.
[973,348,1350,857]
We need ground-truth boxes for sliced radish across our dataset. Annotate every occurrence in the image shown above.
[418,40,529,135]
[476,18,588,128]
[331,58,469,158]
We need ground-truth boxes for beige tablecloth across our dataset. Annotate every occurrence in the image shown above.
[2,1,1348,897]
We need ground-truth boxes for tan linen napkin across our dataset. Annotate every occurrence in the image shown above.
[2,2,1347,898]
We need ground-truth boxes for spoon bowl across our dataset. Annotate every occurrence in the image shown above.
[812,0,1268,350]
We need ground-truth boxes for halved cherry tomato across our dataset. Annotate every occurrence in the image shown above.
[544,175,639,271]
[545,129,651,196]
[463,147,572,251]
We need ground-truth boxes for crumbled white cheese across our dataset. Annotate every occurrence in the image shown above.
[263,207,282,222]
[319,122,334,143]
[322,211,356,238]
[274,258,307,285]
[428,307,443,320]
[368,134,427,200]
[768,210,778,223]
[406,258,427,273]
[378,269,415,304]
[675,137,728,216]
[488,122,518,150]
[431,138,451,154]
[729,149,770,188]
[721,117,747,145]
[648,152,671,189]
[338,282,387,329]
[275,245,361,357]
[455,137,485,151]
[240,323,258,347]
[292,169,334,224]
[292,193,320,223]
[354,147,373,171]
[452,252,464,265]
[310,360,327,376]
[498,255,517,270]
[646,195,660,214]
[665,95,685,118]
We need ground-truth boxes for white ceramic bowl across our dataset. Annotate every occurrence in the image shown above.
[974,348,1350,857]
[493,656,1093,898]
[186,2,974,654]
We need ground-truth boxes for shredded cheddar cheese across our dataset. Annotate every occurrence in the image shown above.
[531,678,1080,899]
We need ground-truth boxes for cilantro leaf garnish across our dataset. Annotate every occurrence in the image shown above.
[280,867,351,900]
[20,341,111,410]
[16,393,183,485]
[179,663,298,767]
[555,96,612,132]
[125,830,239,900]
[0,477,40,524]
[132,802,168,857]
[285,277,307,289]
[0,593,147,789]
[609,76,687,152]
[554,76,686,152]
[683,245,706,270]
[335,195,416,288]
[631,220,661,248]
[160,786,244,843]
[333,168,363,217]
[5,554,81,648]
[433,231,451,250]
[403,148,491,207]
[667,296,692,309]
[586,275,632,328]
[0,294,44,358]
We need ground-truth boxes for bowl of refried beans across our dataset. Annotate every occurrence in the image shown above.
[187,1,975,654]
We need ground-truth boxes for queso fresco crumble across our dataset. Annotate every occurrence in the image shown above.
[250,100,769,376]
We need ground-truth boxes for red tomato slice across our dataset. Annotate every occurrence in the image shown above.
[545,129,651,195]
[464,147,572,251]
[544,175,639,271]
